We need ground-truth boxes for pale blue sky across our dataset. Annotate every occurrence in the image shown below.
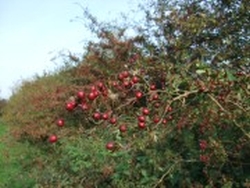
[0,0,142,99]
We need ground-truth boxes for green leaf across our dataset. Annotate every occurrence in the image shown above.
[222,181,233,188]
[196,69,206,74]
[141,169,148,177]
[226,70,236,81]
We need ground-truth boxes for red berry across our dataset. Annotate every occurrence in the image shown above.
[93,90,100,97]
[131,76,139,84]
[135,91,143,99]
[153,116,160,124]
[49,135,58,143]
[77,91,85,99]
[199,86,207,92]
[88,92,96,100]
[109,117,117,125]
[93,112,101,121]
[168,115,173,121]
[102,89,108,97]
[152,94,159,100]
[236,71,244,76]
[199,140,208,150]
[138,115,146,122]
[142,107,150,115]
[138,121,146,129]
[106,142,115,151]
[102,113,109,120]
[97,82,105,90]
[118,73,124,81]
[119,124,127,132]
[91,86,97,92]
[200,155,209,163]
[56,118,65,127]
[218,95,225,102]
[167,106,172,112]
[81,102,89,111]
[123,80,131,88]
[66,102,75,111]
[150,84,156,90]
[112,81,119,87]
[162,118,168,125]
[122,71,129,78]
[154,102,161,108]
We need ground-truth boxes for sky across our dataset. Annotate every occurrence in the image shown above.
[0,0,142,99]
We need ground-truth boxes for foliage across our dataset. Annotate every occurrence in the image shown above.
[2,70,80,141]
[38,56,249,187]
[0,120,37,187]
[137,0,249,71]
[0,98,7,116]
[2,0,250,187]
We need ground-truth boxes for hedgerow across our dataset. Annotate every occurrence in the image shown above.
[3,0,250,187]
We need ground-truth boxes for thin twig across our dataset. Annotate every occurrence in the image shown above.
[233,120,250,140]
[207,94,226,112]
[153,162,177,188]
[228,100,248,113]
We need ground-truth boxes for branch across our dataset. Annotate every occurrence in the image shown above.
[153,162,177,188]
[228,100,248,113]
[207,94,226,112]
[233,120,250,140]
[208,94,249,139]
[159,89,199,122]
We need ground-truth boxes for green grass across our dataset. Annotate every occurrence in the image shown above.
[0,119,36,188]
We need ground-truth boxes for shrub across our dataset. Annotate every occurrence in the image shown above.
[4,0,250,187]
[40,0,249,186]
[0,98,7,116]
[43,56,249,187]
[2,72,75,141]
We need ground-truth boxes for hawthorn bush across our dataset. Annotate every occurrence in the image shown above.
[41,54,249,187]
[0,98,7,117]
[2,71,76,141]
[3,0,250,187]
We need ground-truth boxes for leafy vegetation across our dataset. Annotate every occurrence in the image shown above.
[0,98,7,117]
[0,120,36,187]
[2,0,250,187]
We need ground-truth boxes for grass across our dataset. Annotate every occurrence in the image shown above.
[0,119,36,188]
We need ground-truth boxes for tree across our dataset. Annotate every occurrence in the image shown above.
[135,0,249,71]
